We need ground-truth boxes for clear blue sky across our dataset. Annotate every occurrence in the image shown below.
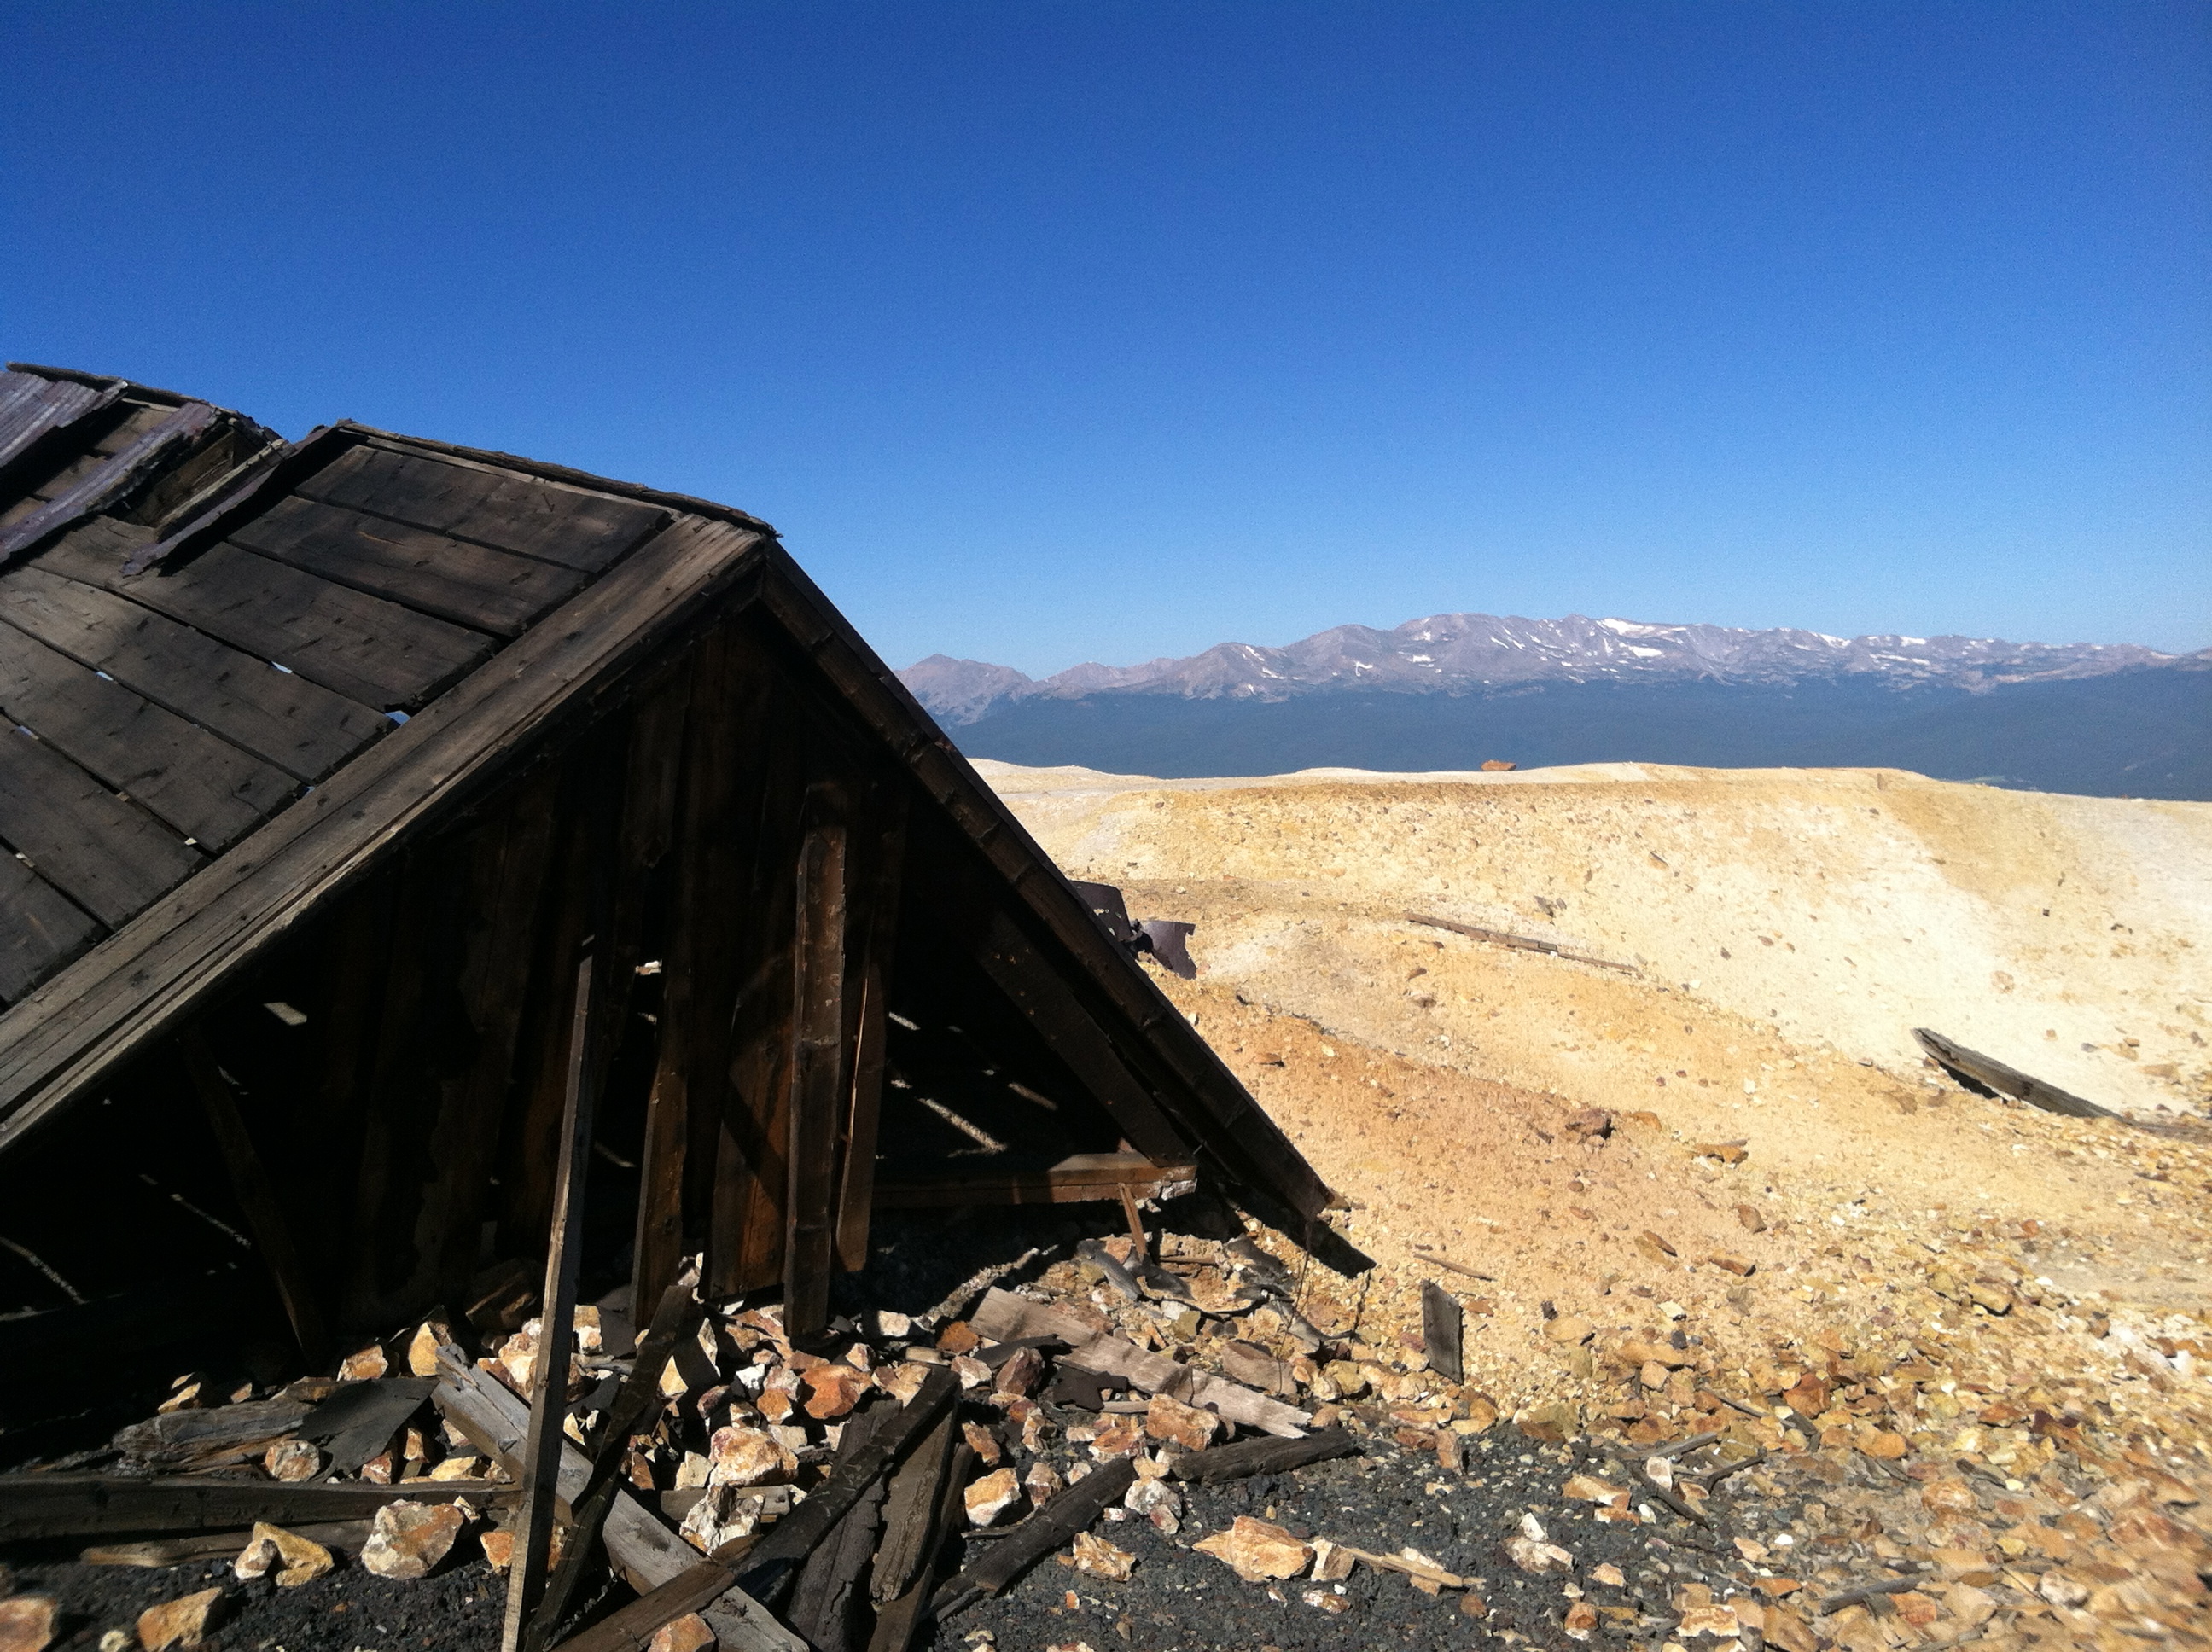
[5,3,2206,672]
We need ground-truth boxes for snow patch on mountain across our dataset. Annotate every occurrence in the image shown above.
[901,612,2195,726]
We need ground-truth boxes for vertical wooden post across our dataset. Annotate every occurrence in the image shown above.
[179,1030,328,1367]
[502,951,598,1652]
[783,809,848,1340]
[832,782,905,1274]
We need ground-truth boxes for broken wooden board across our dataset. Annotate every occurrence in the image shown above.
[1421,1278,1464,1383]
[1166,1427,1359,1483]
[870,1151,1198,1209]
[930,1456,1138,1618]
[968,1288,1311,1438]
[0,1475,505,1542]
[1403,910,1639,974]
[428,1346,696,1595]
[1912,1027,2116,1120]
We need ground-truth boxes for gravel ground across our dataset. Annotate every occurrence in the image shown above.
[4,1550,501,1652]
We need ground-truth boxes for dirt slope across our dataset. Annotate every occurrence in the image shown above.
[980,757,2212,1643]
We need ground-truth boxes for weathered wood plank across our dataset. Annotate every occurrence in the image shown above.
[37,529,493,711]
[180,1029,328,1364]
[754,551,1336,1227]
[0,1475,505,1542]
[0,517,765,1154]
[303,443,669,573]
[1912,1027,2116,1120]
[380,771,562,1315]
[969,1288,1311,1437]
[0,619,295,846]
[1421,1278,1464,1382]
[868,1411,955,1605]
[232,496,588,637]
[870,1151,1198,1210]
[0,854,101,1004]
[502,952,600,1652]
[0,567,385,781]
[832,782,905,1273]
[930,1457,1138,1618]
[787,1400,888,1652]
[428,1346,706,1597]
[1166,1427,1359,1483]
[965,906,1189,1165]
[0,726,201,928]
[713,650,808,1298]
[783,804,850,1339]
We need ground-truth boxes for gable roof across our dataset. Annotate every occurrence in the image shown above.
[0,377,1336,1236]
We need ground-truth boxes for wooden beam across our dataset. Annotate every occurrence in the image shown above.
[503,951,598,1652]
[965,907,1189,1165]
[525,1263,704,1648]
[783,802,849,1339]
[871,1152,1198,1210]
[178,1030,327,1366]
[0,1475,506,1542]
[832,781,905,1273]
[1912,1027,2115,1119]
[429,1345,701,1596]
[929,1457,1138,1619]
[1421,1279,1464,1383]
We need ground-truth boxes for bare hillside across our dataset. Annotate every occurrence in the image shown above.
[980,757,2212,1642]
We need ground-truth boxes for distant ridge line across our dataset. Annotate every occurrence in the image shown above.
[899,610,2203,726]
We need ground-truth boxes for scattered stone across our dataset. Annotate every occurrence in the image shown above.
[1088,1415,1145,1459]
[964,1468,1023,1527]
[1563,1108,1613,1140]
[1143,1393,1220,1451]
[1458,1593,1488,1619]
[993,1346,1045,1398]
[1563,1600,1598,1637]
[1064,1532,1136,1579]
[360,1500,465,1579]
[1676,1603,1740,1637]
[135,1590,224,1652]
[1732,1202,1766,1232]
[261,1439,323,1481]
[1124,1474,1182,1533]
[338,1343,389,1381]
[961,1420,1004,1468]
[1513,1400,1575,1441]
[1563,1473,1625,1501]
[1706,1253,1755,1277]
[707,1425,797,1487]
[802,1363,869,1420]
[1592,1562,1626,1586]
[676,1486,758,1556]
[1544,1315,1594,1346]
[232,1523,333,1588]
[1193,1516,1313,1582]
[1503,1535,1575,1574]
[0,1597,56,1652]
[645,1614,715,1652]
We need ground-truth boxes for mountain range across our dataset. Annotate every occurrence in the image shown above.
[899,612,2212,800]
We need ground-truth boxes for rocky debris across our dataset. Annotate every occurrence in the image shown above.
[134,1589,223,1652]
[1192,1515,1313,1581]
[358,1502,464,1580]
[230,1525,332,1589]
[643,1614,714,1652]
[1061,1532,1135,1579]
[1140,1394,1219,1451]
[963,1469,1023,1527]
[0,1596,56,1652]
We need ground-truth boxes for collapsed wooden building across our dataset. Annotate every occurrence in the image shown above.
[0,362,1344,1400]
